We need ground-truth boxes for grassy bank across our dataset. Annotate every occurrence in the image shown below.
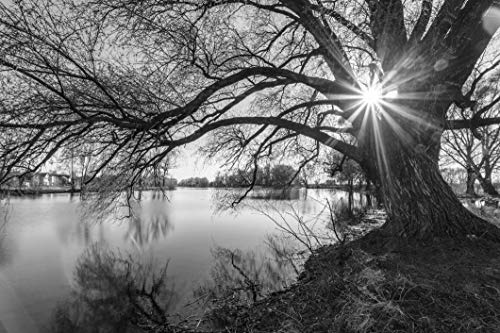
[212,235,500,333]
[199,203,500,332]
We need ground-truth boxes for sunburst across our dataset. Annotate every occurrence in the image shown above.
[360,82,399,108]
[361,83,384,106]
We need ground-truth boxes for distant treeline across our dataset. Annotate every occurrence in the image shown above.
[132,176,178,190]
[178,177,210,187]
[86,175,179,191]
[179,164,299,188]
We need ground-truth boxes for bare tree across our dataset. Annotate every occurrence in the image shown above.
[442,128,480,196]
[323,152,369,214]
[1,0,500,240]
[443,61,500,197]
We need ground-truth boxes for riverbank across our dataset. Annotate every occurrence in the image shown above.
[212,233,500,333]
[189,203,500,333]
[0,186,178,196]
[0,187,80,196]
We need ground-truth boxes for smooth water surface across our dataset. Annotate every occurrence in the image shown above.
[0,188,357,332]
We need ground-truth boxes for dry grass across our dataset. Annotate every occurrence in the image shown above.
[218,236,500,333]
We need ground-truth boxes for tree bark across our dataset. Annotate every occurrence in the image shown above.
[359,115,500,241]
[380,153,497,239]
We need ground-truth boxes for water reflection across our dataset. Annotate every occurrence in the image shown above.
[197,246,297,304]
[124,198,173,248]
[0,228,12,267]
[0,188,367,331]
[248,187,303,200]
[52,239,304,332]
[0,199,10,266]
[213,187,318,215]
[79,191,174,248]
[50,244,175,333]
[194,193,375,329]
[194,234,310,329]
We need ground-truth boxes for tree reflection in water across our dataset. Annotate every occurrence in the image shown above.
[197,244,300,303]
[50,244,177,332]
[194,198,366,327]
[124,191,173,248]
[0,196,10,266]
[193,227,320,328]
[51,241,300,332]
[52,190,369,331]
[125,211,173,249]
[81,190,174,248]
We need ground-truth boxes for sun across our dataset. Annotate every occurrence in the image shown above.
[360,82,398,107]
[361,83,383,106]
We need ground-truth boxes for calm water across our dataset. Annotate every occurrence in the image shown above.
[0,188,358,332]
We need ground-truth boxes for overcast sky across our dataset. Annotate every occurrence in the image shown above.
[169,145,219,181]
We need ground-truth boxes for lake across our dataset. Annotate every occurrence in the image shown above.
[0,188,364,332]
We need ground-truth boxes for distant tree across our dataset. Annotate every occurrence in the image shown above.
[443,67,500,196]
[198,177,209,188]
[211,174,226,188]
[324,152,370,212]
[270,164,298,187]
[259,164,272,187]
[165,178,178,188]
[210,164,297,187]
[440,167,467,187]
[442,128,481,196]
[324,154,365,185]
[179,177,209,188]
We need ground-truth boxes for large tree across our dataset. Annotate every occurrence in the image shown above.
[1,0,500,240]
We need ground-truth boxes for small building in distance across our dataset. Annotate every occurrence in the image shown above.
[4,172,71,188]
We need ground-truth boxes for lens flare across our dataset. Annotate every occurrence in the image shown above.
[483,7,500,35]
[360,83,399,108]
[361,84,383,106]
[384,89,398,99]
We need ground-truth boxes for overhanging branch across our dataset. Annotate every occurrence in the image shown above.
[161,116,362,162]
[445,117,500,130]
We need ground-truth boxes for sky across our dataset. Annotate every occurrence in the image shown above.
[168,145,219,181]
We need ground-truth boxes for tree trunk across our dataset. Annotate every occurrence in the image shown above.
[477,174,499,197]
[479,140,498,196]
[359,117,500,241]
[70,151,75,193]
[347,178,354,217]
[365,180,373,208]
[466,167,477,197]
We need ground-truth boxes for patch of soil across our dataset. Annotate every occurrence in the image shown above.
[219,234,500,332]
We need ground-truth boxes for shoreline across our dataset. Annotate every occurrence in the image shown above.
[0,187,81,196]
